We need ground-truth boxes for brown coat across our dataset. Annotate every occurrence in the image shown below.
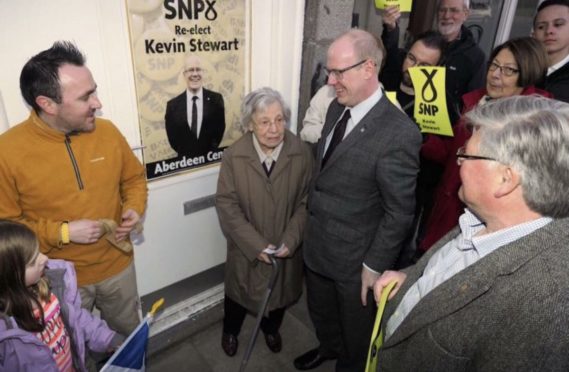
[215,130,313,313]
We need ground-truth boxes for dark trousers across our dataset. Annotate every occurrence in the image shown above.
[223,295,285,336]
[305,267,375,372]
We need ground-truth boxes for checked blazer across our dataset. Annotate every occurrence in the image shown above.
[304,95,422,281]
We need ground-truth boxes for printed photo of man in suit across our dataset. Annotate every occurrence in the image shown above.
[165,54,226,158]
[294,29,421,372]
[374,96,569,371]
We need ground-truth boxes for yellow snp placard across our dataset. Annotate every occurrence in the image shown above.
[375,0,413,12]
[385,91,400,108]
[408,66,453,136]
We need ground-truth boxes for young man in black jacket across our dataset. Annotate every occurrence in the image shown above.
[533,0,569,103]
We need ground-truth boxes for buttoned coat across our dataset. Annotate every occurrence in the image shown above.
[378,217,569,371]
[215,130,313,313]
[304,96,422,281]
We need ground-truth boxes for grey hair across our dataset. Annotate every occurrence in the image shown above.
[437,0,470,9]
[340,29,383,73]
[465,95,569,218]
[238,87,291,133]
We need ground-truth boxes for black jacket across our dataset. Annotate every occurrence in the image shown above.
[444,26,487,110]
[541,60,569,103]
[380,25,486,114]
[379,26,461,123]
[165,88,226,157]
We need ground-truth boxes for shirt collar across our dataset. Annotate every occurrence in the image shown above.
[348,86,383,126]
[456,209,485,251]
[252,133,284,164]
[186,88,203,100]
[548,53,569,76]
[458,209,553,258]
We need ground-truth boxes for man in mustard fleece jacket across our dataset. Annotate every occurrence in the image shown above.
[0,41,148,336]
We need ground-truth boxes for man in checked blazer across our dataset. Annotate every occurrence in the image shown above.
[165,54,226,158]
[294,29,421,371]
[374,96,569,371]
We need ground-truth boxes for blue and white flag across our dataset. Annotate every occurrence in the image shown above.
[100,316,150,372]
[101,299,163,372]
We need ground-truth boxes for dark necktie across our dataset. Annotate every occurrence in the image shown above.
[322,109,350,167]
[191,96,198,138]
[263,160,275,176]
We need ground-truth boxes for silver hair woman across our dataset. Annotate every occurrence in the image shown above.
[215,87,314,357]
[465,95,569,217]
[237,87,291,134]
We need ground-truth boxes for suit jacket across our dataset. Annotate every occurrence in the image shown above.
[378,217,569,371]
[419,86,553,252]
[304,96,422,281]
[165,88,226,157]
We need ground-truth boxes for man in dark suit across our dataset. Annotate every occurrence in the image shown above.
[165,55,226,158]
[374,96,569,371]
[294,29,421,371]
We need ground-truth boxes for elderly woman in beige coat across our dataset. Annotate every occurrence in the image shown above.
[215,87,313,357]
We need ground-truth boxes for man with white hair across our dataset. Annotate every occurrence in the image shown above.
[381,0,486,112]
[374,95,569,371]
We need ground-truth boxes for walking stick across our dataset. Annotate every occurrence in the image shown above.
[238,255,280,372]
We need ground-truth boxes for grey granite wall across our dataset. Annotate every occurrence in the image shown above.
[297,0,354,132]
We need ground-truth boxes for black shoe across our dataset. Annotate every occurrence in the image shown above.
[221,332,238,357]
[264,332,282,353]
[293,348,336,370]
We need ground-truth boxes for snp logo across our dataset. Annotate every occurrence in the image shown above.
[164,0,218,21]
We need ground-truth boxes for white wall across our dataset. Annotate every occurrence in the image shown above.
[0,0,305,295]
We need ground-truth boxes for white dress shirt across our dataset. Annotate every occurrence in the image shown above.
[186,88,204,137]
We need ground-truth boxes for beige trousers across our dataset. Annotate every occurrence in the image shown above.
[79,261,141,336]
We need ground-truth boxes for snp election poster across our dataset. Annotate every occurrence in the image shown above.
[126,0,247,180]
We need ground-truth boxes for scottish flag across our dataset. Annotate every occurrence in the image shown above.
[101,299,163,372]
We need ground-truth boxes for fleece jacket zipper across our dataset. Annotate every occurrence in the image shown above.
[64,135,84,190]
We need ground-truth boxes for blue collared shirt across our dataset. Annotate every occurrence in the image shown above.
[385,209,552,339]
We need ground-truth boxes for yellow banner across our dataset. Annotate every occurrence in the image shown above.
[375,0,413,12]
[385,91,399,108]
[408,66,453,137]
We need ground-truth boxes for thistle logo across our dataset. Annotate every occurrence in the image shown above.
[420,68,438,103]
[418,68,439,116]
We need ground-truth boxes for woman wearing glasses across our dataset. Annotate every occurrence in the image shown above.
[418,37,552,255]
[215,87,313,357]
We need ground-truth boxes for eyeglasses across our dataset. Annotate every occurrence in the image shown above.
[438,7,465,15]
[254,116,286,130]
[405,52,435,67]
[184,67,203,74]
[456,146,497,166]
[488,61,519,77]
[324,59,367,81]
